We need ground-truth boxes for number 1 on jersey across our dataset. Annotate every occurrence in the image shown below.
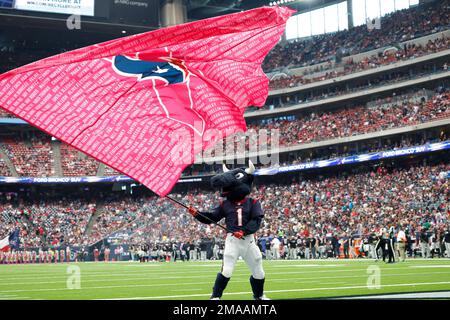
[237,208,243,227]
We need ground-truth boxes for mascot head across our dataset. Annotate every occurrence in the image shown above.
[210,161,256,202]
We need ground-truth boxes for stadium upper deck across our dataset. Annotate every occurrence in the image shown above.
[263,0,449,72]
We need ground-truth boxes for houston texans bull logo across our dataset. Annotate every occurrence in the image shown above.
[110,55,205,135]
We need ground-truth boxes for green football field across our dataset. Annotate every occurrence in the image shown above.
[0,259,450,300]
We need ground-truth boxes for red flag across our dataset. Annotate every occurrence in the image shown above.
[0,6,293,196]
[0,235,10,252]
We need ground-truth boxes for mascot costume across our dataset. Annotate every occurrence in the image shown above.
[188,161,268,300]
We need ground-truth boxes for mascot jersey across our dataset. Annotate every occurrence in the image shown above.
[195,197,263,234]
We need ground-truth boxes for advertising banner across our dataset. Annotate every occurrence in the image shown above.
[14,0,95,16]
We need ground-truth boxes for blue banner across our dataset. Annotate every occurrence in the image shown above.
[0,118,29,125]
[0,0,13,9]
[273,141,450,174]
[0,175,202,184]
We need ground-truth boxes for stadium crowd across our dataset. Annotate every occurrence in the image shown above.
[263,0,449,71]
[248,89,449,147]
[186,129,449,177]
[3,158,448,264]
[88,196,155,244]
[0,158,10,176]
[0,199,96,248]
[60,144,99,177]
[1,135,54,177]
[268,34,450,90]
[260,63,447,112]
[129,160,449,259]
[205,88,449,158]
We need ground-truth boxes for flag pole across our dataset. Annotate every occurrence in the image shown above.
[165,195,229,233]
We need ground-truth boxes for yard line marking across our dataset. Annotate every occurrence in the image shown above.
[0,270,226,281]
[409,265,450,268]
[1,271,448,293]
[1,259,440,275]
[0,261,448,284]
[0,269,445,286]
[0,278,327,292]
[338,291,450,299]
[171,288,203,292]
[0,264,267,279]
[0,265,436,281]
[0,294,28,300]
[293,280,322,284]
[187,264,223,267]
[0,259,395,274]
[272,264,343,268]
[121,265,162,267]
[101,281,450,300]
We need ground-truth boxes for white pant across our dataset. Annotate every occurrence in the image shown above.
[213,248,219,260]
[289,248,298,260]
[445,242,450,258]
[305,248,310,259]
[221,233,265,280]
[271,246,280,260]
[369,244,377,259]
[421,243,430,258]
[200,251,207,261]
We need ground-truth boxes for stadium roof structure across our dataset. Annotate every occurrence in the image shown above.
[187,0,342,19]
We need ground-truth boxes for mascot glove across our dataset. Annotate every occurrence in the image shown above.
[188,206,198,217]
[233,230,245,239]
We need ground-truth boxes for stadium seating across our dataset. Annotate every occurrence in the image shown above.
[1,135,54,177]
[0,158,11,176]
[0,109,13,118]
[0,199,96,247]
[261,64,446,112]
[263,0,449,71]
[3,160,447,257]
[103,166,122,176]
[60,144,99,177]
[268,35,450,90]
[0,151,447,258]
[118,161,450,261]
[249,90,449,147]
